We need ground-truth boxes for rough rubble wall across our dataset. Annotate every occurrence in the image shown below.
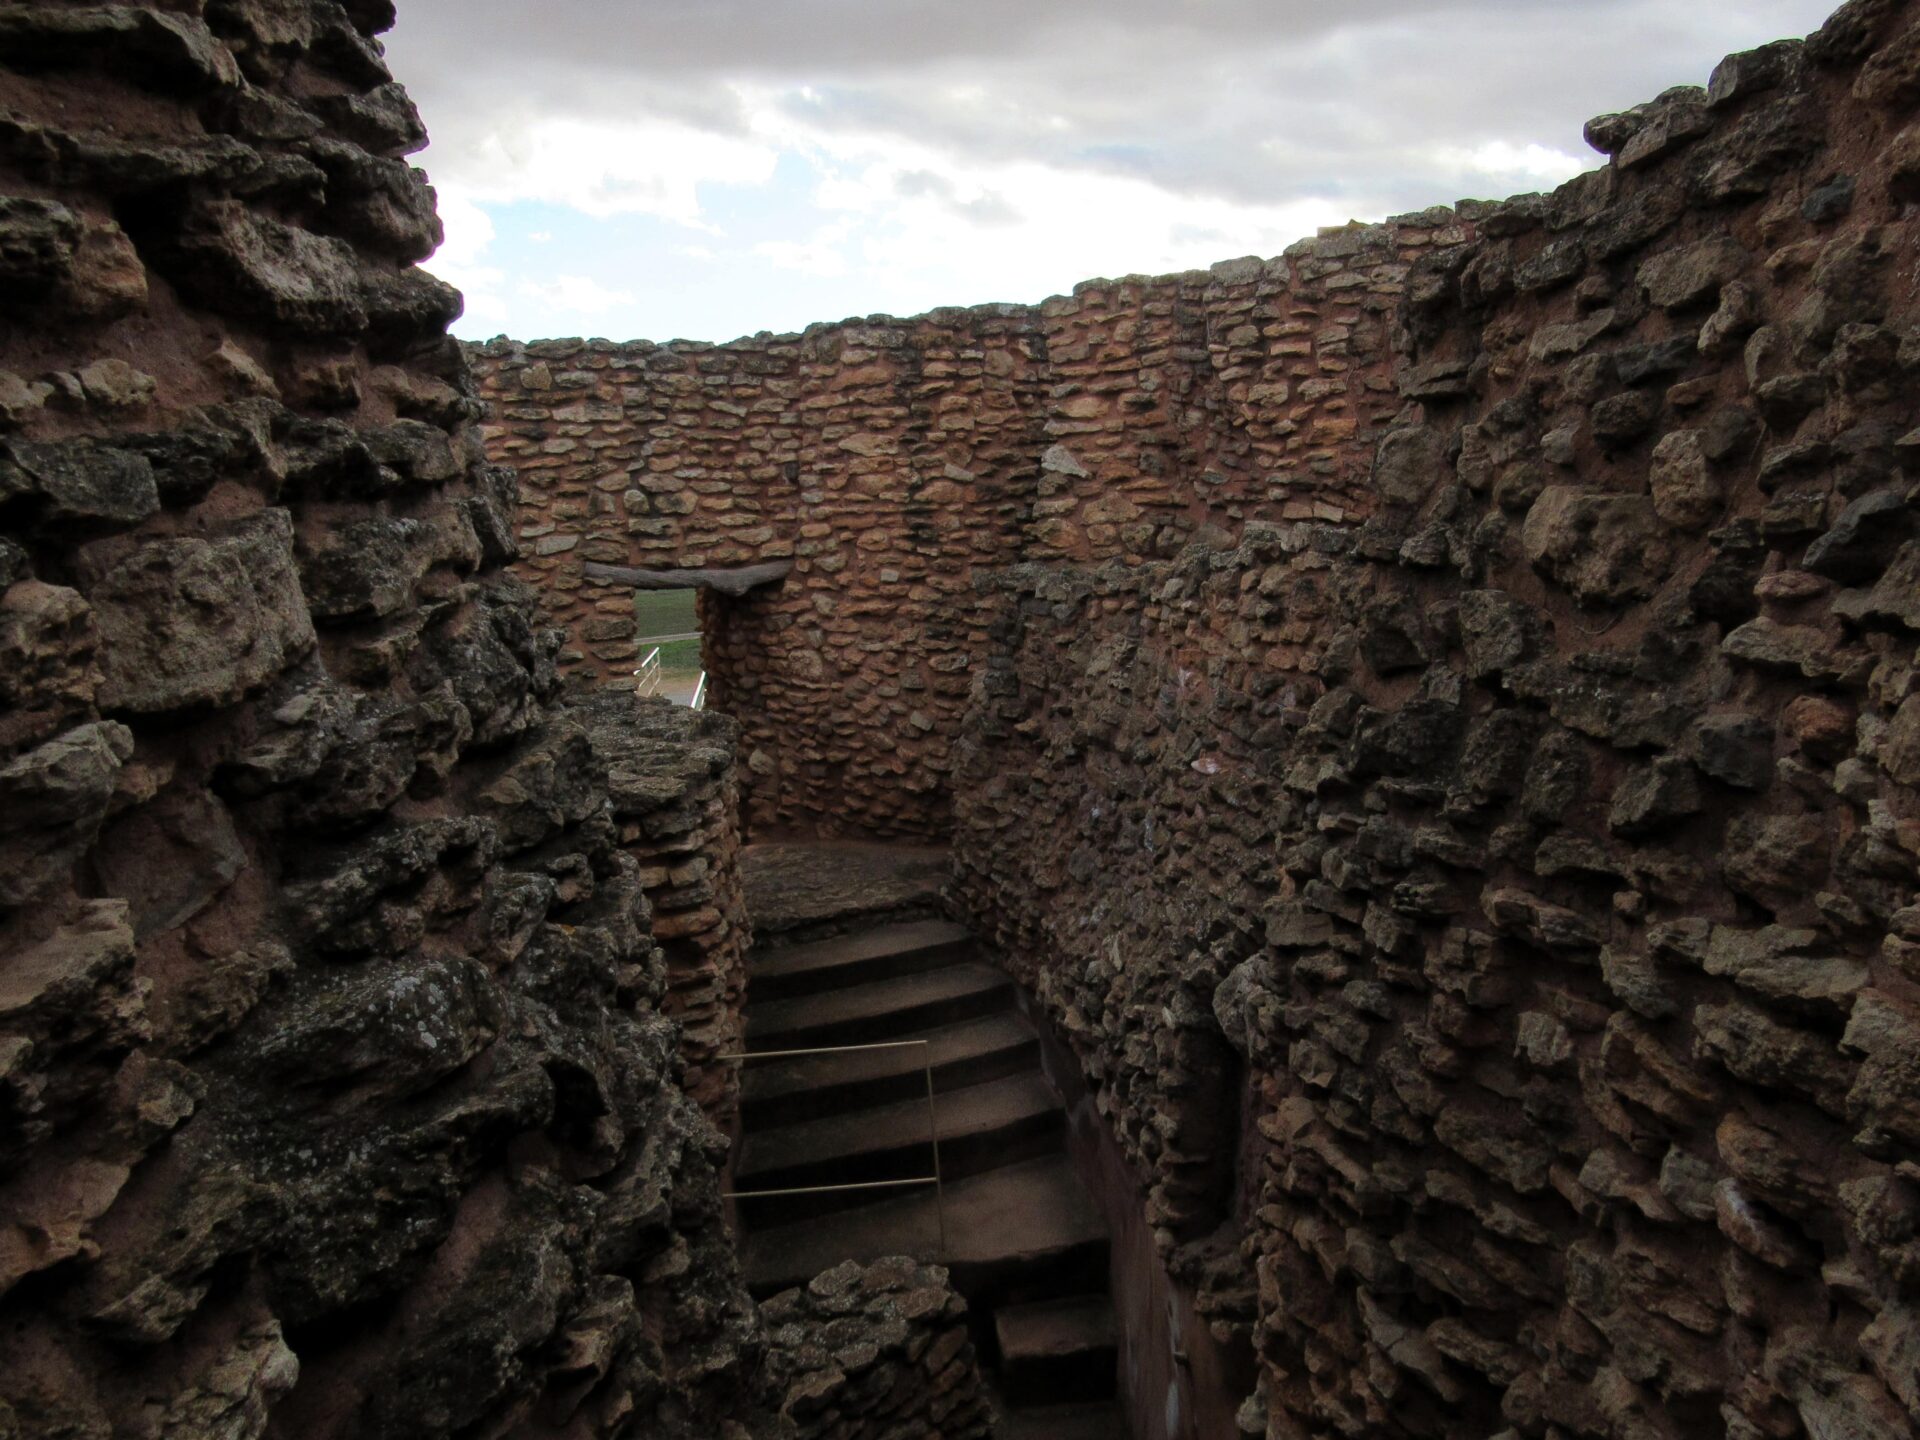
[580,691,750,1121]
[467,217,1452,839]
[470,320,1048,841]
[0,5,783,1436]
[954,5,1920,1439]
[759,1258,995,1440]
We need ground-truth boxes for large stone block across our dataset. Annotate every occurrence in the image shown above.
[0,722,133,907]
[75,508,315,713]
[92,786,247,940]
[0,580,101,751]
[0,439,159,527]
[1521,487,1673,604]
[153,199,370,335]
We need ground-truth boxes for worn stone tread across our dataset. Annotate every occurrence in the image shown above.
[740,1009,1039,1125]
[736,1070,1061,1186]
[996,1399,1126,1440]
[744,960,1013,1051]
[996,1294,1120,1406]
[749,917,974,999]
[741,1153,1107,1297]
[995,1294,1118,1362]
[742,840,949,934]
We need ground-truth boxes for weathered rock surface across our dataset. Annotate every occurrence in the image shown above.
[0,7,783,1437]
[941,8,1920,1438]
[13,1,1920,1438]
[578,689,751,1117]
[76,510,316,714]
[761,1257,995,1440]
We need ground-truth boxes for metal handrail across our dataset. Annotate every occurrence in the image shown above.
[634,646,662,698]
[718,1039,946,1255]
[691,672,708,710]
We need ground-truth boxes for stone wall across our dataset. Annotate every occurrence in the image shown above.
[761,1258,996,1440]
[581,690,750,1120]
[22,3,1910,1439]
[468,215,1458,839]
[952,4,1920,1438]
[0,5,781,1436]
[469,315,1045,841]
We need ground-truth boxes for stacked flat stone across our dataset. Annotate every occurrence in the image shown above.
[470,315,1046,842]
[0,5,782,1436]
[953,4,1920,1437]
[466,215,1457,843]
[762,1257,995,1440]
[579,688,750,1119]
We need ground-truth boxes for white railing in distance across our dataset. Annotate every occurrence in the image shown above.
[634,646,662,699]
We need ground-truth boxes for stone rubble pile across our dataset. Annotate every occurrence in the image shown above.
[761,1257,996,1440]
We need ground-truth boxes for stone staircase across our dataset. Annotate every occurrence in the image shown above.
[735,912,1126,1433]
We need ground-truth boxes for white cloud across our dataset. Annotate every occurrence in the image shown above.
[1427,139,1591,192]
[518,274,639,313]
[754,234,853,278]
[802,142,1347,302]
[422,185,508,333]
[752,213,860,278]
[432,112,779,226]
[387,0,1846,341]
[430,186,496,270]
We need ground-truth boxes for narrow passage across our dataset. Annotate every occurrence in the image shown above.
[736,842,1128,1436]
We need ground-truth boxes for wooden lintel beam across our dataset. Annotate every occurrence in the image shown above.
[582,560,794,596]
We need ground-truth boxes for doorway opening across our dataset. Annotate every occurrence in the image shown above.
[633,587,706,707]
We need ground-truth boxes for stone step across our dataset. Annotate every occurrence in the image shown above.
[744,961,1013,1052]
[740,1010,1040,1128]
[735,1072,1063,1220]
[749,917,975,1001]
[743,840,948,939]
[997,1400,1128,1440]
[741,1153,1109,1307]
[994,1294,1119,1406]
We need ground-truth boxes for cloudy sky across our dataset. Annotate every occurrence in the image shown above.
[384,1,1840,346]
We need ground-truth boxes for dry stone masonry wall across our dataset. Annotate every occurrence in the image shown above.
[472,12,1920,1432]
[0,4,799,1436]
[579,691,751,1121]
[759,1258,995,1440]
[11,2,1920,1439]
[471,313,1047,841]
[469,216,1457,840]
[953,4,1920,1438]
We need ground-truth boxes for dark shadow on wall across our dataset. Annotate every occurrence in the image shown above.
[1013,982,1257,1440]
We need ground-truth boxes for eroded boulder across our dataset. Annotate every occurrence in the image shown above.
[75,509,315,713]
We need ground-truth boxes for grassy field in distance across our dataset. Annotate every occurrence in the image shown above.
[650,637,701,670]
[633,589,698,639]
[632,590,703,696]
